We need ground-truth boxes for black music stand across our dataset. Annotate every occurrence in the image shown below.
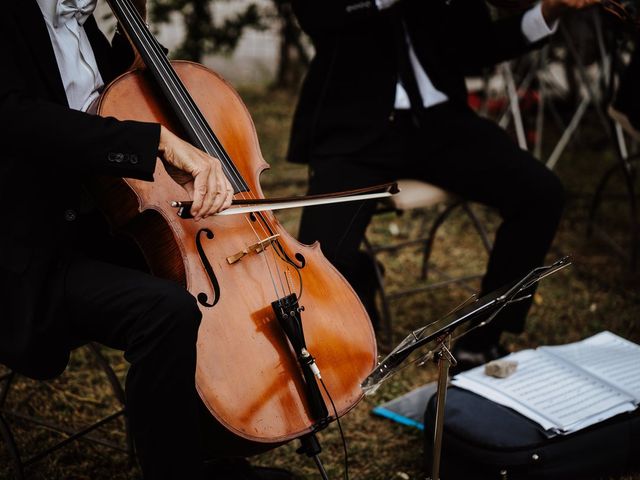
[362,257,572,480]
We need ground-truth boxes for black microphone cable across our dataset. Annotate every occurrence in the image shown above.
[320,378,350,480]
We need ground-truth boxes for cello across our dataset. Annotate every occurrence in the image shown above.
[93,0,380,461]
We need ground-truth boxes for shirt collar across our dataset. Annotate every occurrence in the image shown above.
[35,0,98,28]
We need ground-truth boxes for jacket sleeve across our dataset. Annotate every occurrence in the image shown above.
[292,0,387,35]
[0,19,160,181]
[447,3,546,73]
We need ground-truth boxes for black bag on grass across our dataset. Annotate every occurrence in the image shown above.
[424,387,640,480]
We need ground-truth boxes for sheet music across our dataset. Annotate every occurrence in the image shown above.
[541,331,640,402]
[452,332,640,434]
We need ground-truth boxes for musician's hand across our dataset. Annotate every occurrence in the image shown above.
[541,0,601,24]
[158,126,234,220]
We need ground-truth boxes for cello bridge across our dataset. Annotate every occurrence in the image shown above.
[226,234,280,265]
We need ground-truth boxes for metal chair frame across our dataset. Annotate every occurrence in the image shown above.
[543,15,614,170]
[0,343,134,480]
[364,200,493,349]
[502,11,614,167]
[497,11,638,268]
[588,31,640,270]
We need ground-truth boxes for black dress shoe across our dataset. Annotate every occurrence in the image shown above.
[449,343,509,376]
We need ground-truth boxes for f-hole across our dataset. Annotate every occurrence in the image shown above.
[195,228,221,307]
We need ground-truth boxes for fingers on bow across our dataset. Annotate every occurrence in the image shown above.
[207,159,233,217]
[200,156,233,219]
[189,154,233,220]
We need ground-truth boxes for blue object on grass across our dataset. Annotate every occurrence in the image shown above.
[372,406,425,430]
[372,382,437,431]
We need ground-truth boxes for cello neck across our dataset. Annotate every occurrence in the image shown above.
[105,0,249,194]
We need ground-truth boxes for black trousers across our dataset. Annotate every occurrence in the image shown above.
[60,254,207,479]
[298,103,565,349]
[615,33,640,123]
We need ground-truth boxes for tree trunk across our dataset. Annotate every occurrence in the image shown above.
[181,1,211,61]
[273,1,310,90]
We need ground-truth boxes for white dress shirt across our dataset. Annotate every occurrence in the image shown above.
[375,1,558,109]
[36,0,104,112]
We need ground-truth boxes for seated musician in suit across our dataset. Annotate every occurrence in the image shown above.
[289,0,597,370]
[0,1,292,479]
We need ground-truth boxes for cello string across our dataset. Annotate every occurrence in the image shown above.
[117,0,286,297]
[114,0,279,297]
[115,0,229,178]
[119,8,355,454]
[124,5,290,253]
[121,0,255,192]
[119,0,293,281]
[124,6,294,301]
[119,1,294,258]
[116,8,346,459]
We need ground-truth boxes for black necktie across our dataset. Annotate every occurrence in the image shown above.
[391,10,424,125]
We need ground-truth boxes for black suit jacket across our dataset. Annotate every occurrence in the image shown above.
[287,0,545,163]
[0,1,161,379]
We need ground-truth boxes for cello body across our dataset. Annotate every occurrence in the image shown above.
[93,60,377,452]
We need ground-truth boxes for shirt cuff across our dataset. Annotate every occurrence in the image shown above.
[521,2,558,44]
[375,0,401,10]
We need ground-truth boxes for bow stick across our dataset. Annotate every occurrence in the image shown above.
[171,182,400,218]
[601,0,640,29]
[485,0,640,30]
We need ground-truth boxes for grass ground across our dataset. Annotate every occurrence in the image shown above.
[0,87,638,479]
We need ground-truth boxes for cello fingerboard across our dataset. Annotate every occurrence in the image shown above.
[106,0,250,195]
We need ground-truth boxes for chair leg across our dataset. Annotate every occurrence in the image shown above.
[0,371,16,408]
[86,344,135,462]
[87,343,125,405]
[588,161,622,236]
[462,203,493,254]
[421,203,462,281]
[0,413,24,480]
[363,237,394,350]
[622,158,639,270]
[0,372,24,480]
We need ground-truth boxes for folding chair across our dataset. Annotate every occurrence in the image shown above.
[0,343,134,480]
[363,180,492,349]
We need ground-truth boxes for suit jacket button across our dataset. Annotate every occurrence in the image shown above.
[108,152,124,163]
[64,209,77,222]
